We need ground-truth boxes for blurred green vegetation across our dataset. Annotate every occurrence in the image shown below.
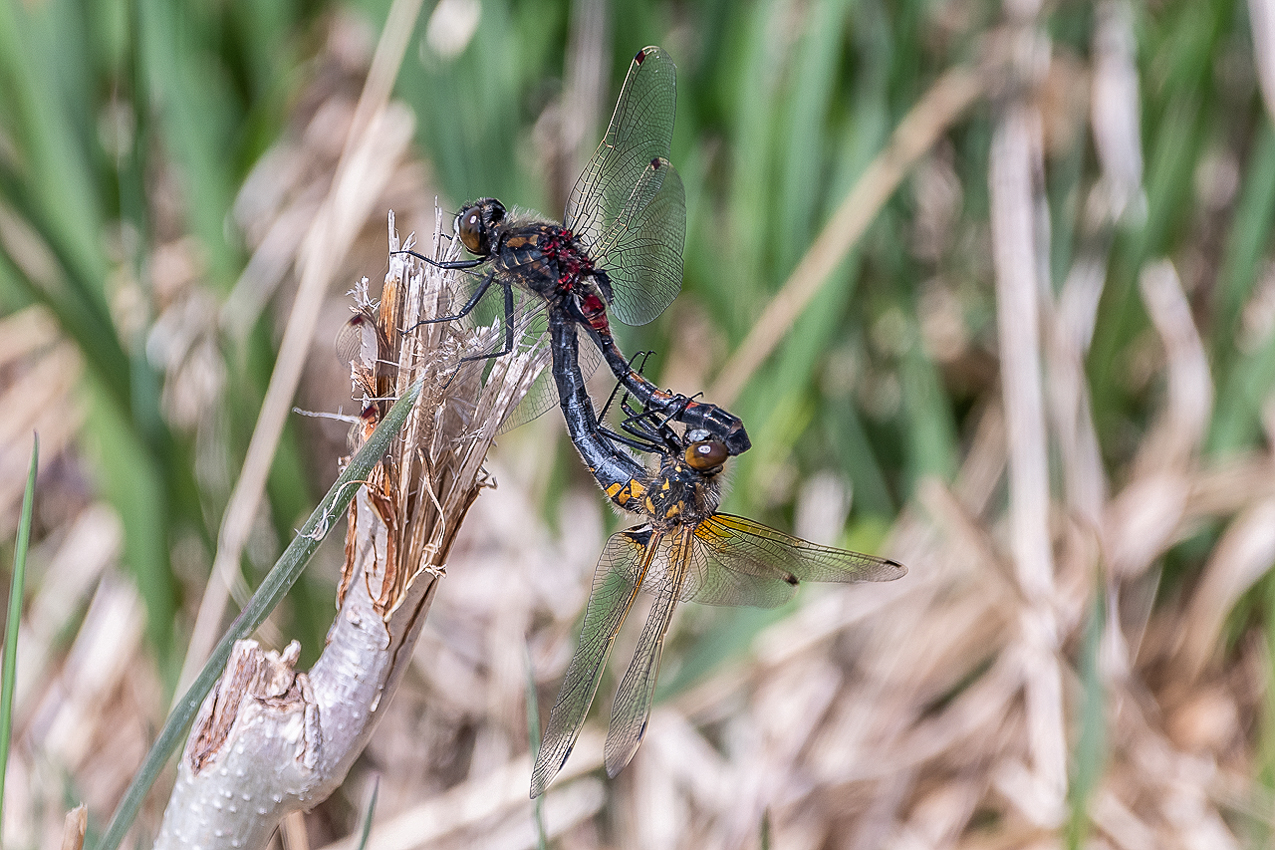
[4,0,1275,832]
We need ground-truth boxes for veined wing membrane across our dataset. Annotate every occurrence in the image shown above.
[565,47,677,295]
[494,314,603,434]
[590,158,685,326]
[435,262,546,357]
[603,526,693,777]
[679,514,907,608]
[530,526,658,797]
[429,260,595,433]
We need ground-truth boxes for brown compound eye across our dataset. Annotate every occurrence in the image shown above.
[685,439,728,471]
[457,206,488,255]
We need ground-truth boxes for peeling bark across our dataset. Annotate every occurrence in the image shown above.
[153,214,542,847]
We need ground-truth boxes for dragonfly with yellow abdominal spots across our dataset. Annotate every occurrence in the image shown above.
[530,308,907,797]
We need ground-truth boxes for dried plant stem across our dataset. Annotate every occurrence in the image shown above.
[152,216,542,849]
[709,65,984,406]
[62,805,86,850]
[988,20,1067,821]
[313,732,608,850]
[177,0,423,697]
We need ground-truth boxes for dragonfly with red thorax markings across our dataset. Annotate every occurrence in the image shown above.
[395,46,750,455]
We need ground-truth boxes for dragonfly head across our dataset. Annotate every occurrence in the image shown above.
[683,430,728,472]
[455,198,506,256]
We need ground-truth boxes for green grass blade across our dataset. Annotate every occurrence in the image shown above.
[1066,590,1107,849]
[727,261,858,516]
[136,0,241,287]
[773,0,854,275]
[901,340,959,486]
[1211,121,1275,373]
[355,775,380,850]
[92,377,424,850]
[0,0,106,293]
[822,397,895,519]
[721,2,788,327]
[0,434,38,829]
[1208,121,1275,455]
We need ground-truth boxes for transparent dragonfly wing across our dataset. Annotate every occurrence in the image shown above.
[603,525,693,778]
[436,264,547,356]
[680,514,908,607]
[589,157,684,326]
[564,46,682,326]
[530,525,659,798]
[335,311,391,401]
[412,258,564,433]
[497,319,602,435]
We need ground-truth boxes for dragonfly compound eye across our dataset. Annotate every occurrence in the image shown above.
[456,206,491,255]
[685,439,728,471]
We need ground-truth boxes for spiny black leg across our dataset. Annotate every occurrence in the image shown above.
[598,381,625,424]
[458,280,517,364]
[614,395,680,453]
[597,376,660,450]
[652,395,690,433]
[634,408,682,453]
[630,350,655,374]
[408,268,498,333]
[598,350,654,422]
[598,361,639,422]
[616,400,663,441]
[393,248,486,271]
[440,360,464,392]
[617,391,650,430]
[609,417,665,453]
[609,362,683,452]
[598,425,663,454]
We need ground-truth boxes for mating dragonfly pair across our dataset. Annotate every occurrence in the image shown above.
[394,47,906,797]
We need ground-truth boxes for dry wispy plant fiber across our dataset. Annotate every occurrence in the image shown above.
[153,213,543,848]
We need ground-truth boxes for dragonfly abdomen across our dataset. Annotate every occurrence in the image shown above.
[549,307,650,512]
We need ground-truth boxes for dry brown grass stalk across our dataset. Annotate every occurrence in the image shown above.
[988,24,1067,818]
[61,805,86,850]
[152,215,543,848]
[178,0,425,698]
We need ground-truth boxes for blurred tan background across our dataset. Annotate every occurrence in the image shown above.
[2,0,1275,846]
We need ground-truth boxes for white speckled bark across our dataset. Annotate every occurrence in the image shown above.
[153,490,441,849]
[152,211,542,849]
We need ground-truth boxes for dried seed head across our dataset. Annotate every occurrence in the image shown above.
[341,211,545,614]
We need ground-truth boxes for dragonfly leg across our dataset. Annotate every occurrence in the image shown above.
[458,279,517,364]
[597,355,680,451]
[650,395,691,434]
[598,423,664,454]
[598,350,654,423]
[615,396,680,453]
[393,248,485,271]
[408,267,498,333]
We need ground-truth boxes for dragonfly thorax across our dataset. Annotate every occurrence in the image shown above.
[489,222,613,326]
[642,445,723,526]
